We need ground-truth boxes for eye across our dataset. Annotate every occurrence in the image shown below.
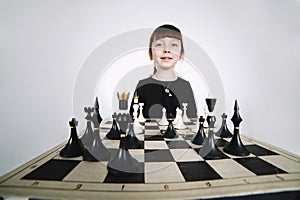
[155,43,162,47]
[172,43,178,47]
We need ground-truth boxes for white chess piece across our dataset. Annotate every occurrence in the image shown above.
[138,103,146,123]
[133,104,143,133]
[174,109,187,129]
[182,103,191,123]
[203,105,209,128]
[158,107,168,125]
[192,115,200,132]
[173,107,180,125]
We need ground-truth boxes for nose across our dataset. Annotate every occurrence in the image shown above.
[164,49,170,53]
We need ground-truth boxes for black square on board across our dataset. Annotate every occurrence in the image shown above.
[234,157,287,175]
[166,140,191,149]
[177,161,222,181]
[145,149,174,162]
[104,167,144,183]
[22,159,80,181]
[144,135,163,141]
[245,144,278,156]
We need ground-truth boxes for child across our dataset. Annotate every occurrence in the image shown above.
[130,24,197,119]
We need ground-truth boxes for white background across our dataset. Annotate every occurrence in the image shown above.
[1,0,299,176]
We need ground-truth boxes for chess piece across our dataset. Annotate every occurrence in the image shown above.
[94,97,103,125]
[191,114,200,132]
[158,107,168,126]
[126,120,143,149]
[199,115,225,159]
[174,109,187,130]
[137,103,146,123]
[83,111,110,161]
[203,105,209,128]
[216,113,233,138]
[173,107,180,125]
[81,107,95,147]
[182,103,191,122]
[117,92,130,111]
[192,116,206,145]
[199,98,225,159]
[223,100,250,156]
[107,133,140,176]
[116,113,130,133]
[106,113,120,140]
[163,119,177,138]
[60,118,84,158]
[133,104,144,134]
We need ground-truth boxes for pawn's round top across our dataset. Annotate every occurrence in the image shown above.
[69,118,78,127]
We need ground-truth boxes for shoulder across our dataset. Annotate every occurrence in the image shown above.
[137,76,159,87]
[175,77,191,86]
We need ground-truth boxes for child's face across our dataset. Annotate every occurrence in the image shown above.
[151,37,182,70]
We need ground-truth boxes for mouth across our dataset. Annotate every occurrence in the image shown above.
[160,56,173,60]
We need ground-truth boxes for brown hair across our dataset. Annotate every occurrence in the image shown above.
[148,24,184,60]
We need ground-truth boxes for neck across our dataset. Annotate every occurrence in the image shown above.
[152,68,177,81]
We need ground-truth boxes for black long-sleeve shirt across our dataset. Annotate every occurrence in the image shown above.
[129,77,197,119]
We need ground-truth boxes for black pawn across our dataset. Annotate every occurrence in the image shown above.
[106,113,120,140]
[126,120,142,149]
[199,116,225,159]
[216,113,233,138]
[192,116,206,145]
[81,107,95,147]
[83,111,110,161]
[107,134,140,176]
[60,118,84,158]
[223,100,250,156]
[162,119,177,138]
[94,97,103,125]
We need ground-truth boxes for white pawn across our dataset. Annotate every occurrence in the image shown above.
[173,107,180,125]
[138,103,146,123]
[133,104,143,134]
[203,105,209,128]
[174,109,187,130]
[182,103,191,123]
[158,107,168,126]
[192,115,200,132]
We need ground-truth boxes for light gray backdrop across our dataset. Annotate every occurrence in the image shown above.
[1,0,299,176]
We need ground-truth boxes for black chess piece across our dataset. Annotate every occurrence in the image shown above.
[199,115,226,159]
[60,118,84,158]
[107,133,140,176]
[216,113,233,138]
[83,110,110,161]
[223,100,250,156]
[116,113,130,134]
[126,118,142,149]
[205,98,217,113]
[162,119,177,138]
[192,116,206,145]
[106,113,120,140]
[81,107,95,147]
[94,97,103,125]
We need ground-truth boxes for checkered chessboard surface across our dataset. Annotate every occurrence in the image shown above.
[1,118,300,199]
[18,120,300,185]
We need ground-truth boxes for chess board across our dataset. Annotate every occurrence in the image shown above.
[1,119,300,199]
